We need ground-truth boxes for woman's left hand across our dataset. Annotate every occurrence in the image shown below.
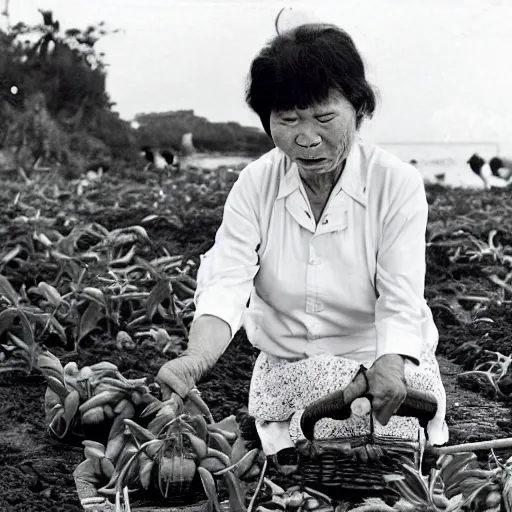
[366,354,407,426]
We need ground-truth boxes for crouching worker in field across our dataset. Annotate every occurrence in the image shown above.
[156,21,449,470]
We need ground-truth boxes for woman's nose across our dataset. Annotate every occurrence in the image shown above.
[295,131,322,148]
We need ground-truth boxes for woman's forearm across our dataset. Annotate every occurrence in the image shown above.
[180,314,232,381]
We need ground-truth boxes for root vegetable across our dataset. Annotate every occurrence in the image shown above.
[485,490,502,508]
[199,457,226,473]
[62,389,80,426]
[303,497,321,510]
[184,431,208,459]
[144,439,165,459]
[82,406,105,425]
[197,467,222,512]
[114,398,132,414]
[231,437,248,465]
[107,402,136,440]
[89,362,118,373]
[82,287,106,303]
[123,419,155,444]
[46,375,70,399]
[188,414,208,442]
[83,440,106,453]
[138,453,154,490]
[105,434,125,462]
[116,331,135,350]
[207,425,238,442]
[79,390,125,414]
[208,432,232,457]
[103,404,115,419]
[205,447,231,466]
[49,407,65,437]
[286,491,305,507]
[131,391,142,405]
[100,457,115,479]
[159,456,197,483]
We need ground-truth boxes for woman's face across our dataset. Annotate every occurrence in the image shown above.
[269,88,357,178]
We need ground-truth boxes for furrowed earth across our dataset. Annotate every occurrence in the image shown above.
[1,172,512,512]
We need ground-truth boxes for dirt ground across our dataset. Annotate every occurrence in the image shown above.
[2,338,511,512]
[1,180,512,511]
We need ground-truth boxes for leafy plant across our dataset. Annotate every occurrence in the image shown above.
[73,382,265,512]
[0,274,66,373]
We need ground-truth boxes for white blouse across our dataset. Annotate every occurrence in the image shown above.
[193,140,439,365]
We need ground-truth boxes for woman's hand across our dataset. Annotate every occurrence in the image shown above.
[156,355,198,401]
[156,315,232,401]
[366,354,407,426]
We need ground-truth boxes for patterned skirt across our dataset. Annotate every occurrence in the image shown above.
[248,349,448,449]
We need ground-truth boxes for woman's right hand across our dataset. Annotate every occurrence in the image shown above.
[156,315,233,400]
[156,355,198,400]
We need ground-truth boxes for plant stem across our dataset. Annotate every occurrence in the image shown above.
[430,437,512,456]
[246,457,267,512]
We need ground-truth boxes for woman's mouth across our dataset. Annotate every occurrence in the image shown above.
[297,157,327,167]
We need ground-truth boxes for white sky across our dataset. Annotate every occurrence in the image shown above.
[6,0,512,148]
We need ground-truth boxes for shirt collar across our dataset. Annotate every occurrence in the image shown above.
[276,139,368,207]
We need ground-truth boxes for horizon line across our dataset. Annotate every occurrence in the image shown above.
[377,141,501,147]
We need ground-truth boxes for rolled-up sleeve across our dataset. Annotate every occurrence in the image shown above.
[193,167,261,338]
[374,171,428,364]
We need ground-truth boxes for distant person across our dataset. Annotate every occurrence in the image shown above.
[467,153,492,190]
[489,156,512,181]
[141,146,167,171]
[141,146,181,185]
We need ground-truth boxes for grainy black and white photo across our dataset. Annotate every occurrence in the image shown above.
[1,1,512,511]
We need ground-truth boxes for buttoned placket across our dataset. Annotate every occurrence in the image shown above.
[284,184,349,346]
[280,157,359,349]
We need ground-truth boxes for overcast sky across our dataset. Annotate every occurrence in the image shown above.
[7,0,512,147]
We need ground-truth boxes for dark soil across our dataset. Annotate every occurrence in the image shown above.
[2,180,512,511]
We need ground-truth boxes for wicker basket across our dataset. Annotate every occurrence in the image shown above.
[286,432,422,505]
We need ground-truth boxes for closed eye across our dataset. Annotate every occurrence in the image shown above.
[317,114,335,123]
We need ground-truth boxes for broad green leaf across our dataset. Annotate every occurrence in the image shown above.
[1,245,21,263]
[49,250,72,261]
[0,274,20,305]
[0,308,17,338]
[37,282,62,307]
[141,214,158,223]
[8,333,30,355]
[78,252,101,262]
[17,309,35,347]
[197,467,223,512]
[78,302,104,342]
[222,471,247,512]
[0,363,28,374]
[24,311,67,346]
[81,287,106,306]
[145,279,170,320]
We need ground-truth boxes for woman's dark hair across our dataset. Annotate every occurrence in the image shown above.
[245,24,377,137]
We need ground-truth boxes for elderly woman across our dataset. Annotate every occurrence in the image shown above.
[157,22,448,463]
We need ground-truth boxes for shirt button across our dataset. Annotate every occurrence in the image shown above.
[309,258,320,265]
